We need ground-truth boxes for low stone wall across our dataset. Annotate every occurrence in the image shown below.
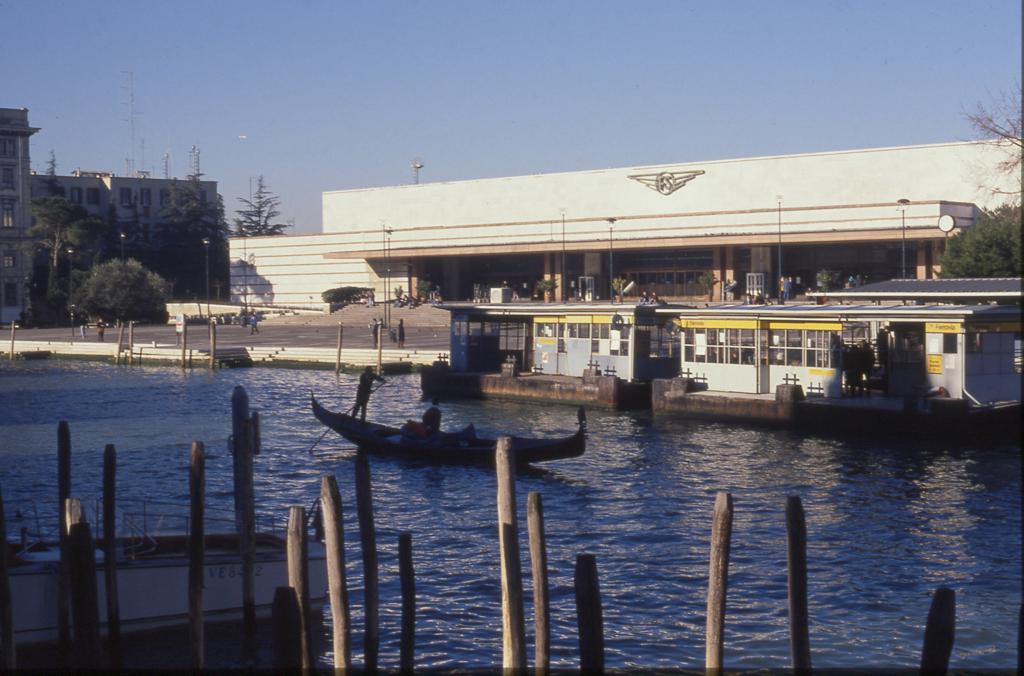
[651,377,1019,440]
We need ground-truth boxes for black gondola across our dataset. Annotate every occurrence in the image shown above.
[311,395,586,465]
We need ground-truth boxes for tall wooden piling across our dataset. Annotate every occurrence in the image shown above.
[0,486,15,669]
[8,322,14,361]
[230,386,257,661]
[527,491,550,674]
[353,449,380,670]
[127,321,135,366]
[102,445,121,667]
[399,532,416,673]
[208,320,217,370]
[785,495,810,672]
[495,437,526,670]
[272,586,302,670]
[115,322,125,364]
[239,419,256,661]
[320,474,352,670]
[181,320,188,369]
[376,325,383,375]
[67,514,100,668]
[189,442,205,670]
[574,553,604,672]
[57,422,72,656]
[335,323,343,374]
[287,505,313,670]
[705,491,733,672]
[920,587,956,673]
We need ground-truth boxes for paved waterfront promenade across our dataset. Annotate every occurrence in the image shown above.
[5,303,453,367]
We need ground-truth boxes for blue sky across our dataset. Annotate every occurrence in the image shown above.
[4,1,1021,233]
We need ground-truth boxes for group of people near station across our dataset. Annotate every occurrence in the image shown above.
[636,291,666,306]
[841,340,876,396]
[368,318,405,348]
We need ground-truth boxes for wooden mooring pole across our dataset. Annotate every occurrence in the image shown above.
[181,320,188,369]
[920,587,956,673]
[399,532,416,673]
[0,486,15,669]
[208,320,217,370]
[376,324,383,375]
[320,474,352,670]
[272,586,302,670]
[230,386,257,662]
[287,505,313,670]
[574,553,604,672]
[102,445,121,668]
[8,322,14,361]
[354,449,380,670]
[189,441,205,669]
[113,321,123,364]
[66,503,100,668]
[785,495,810,672]
[335,323,343,374]
[527,491,550,674]
[57,421,72,658]
[705,491,733,673]
[127,321,134,366]
[495,437,526,670]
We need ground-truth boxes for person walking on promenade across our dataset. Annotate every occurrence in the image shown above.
[369,318,380,348]
[97,322,105,342]
[397,318,405,348]
[350,365,385,422]
[250,312,260,335]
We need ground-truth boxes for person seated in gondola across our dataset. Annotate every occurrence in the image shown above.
[350,366,384,422]
[401,405,443,441]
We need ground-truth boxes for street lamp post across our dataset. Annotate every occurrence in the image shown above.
[66,247,74,338]
[202,237,211,317]
[897,198,910,279]
[776,196,784,304]
[561,210,567,302]
[607,218,616,302]
[119,231,126,262]
[382,224,393,328]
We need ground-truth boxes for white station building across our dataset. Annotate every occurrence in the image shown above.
[228,140,1018,308]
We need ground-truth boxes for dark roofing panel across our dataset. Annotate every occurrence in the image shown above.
[830,277,1022,295]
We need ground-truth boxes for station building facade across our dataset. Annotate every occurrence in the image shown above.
[228,140,1018,308]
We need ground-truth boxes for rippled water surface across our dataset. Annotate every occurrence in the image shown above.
[1,360,1020,669]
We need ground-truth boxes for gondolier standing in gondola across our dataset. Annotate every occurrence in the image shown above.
[351,366,386,422]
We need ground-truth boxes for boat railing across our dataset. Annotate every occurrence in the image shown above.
[90,498,291,559]
[8,496,293,558]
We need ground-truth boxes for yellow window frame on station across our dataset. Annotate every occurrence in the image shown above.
[967,321,1023,333]
[765,321,842,331]
[925,322,961,334]
[675,318,757,329]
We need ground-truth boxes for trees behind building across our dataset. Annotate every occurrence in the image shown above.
[234,175,290,236]
[966,81,1022,201]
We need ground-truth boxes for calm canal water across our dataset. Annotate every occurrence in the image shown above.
[1,360,1019,669]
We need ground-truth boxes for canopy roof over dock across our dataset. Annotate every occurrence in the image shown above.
[810,277,1022,304]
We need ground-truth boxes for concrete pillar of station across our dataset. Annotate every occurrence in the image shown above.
[407,260,419,300]
[915,243,928,280]
[712,247,722,300]
[930,240,944,278]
